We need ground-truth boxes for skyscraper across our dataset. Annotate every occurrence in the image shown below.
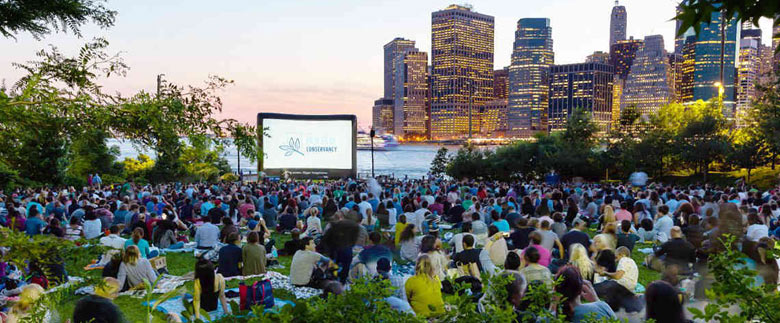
[687,10,738,115]
[430,4,494,140]
[383,38,416,99]
[609,37,642,123]
[372,98,394,134]
[621,35,673,118]
[507,18,553,138]
[393,50,429,139]
[679,36,696,103]
[549,63,614,134]
[609,1,627,47]
[481,99,508,137]
[674,5,685,55]
[737,37,759,127]
[493,68,509,100]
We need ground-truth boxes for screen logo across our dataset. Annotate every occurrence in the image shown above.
[279,138,304,157]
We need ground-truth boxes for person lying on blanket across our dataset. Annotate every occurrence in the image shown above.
[193,258,230,319]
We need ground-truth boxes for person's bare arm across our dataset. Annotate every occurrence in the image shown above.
[555,238,564,259]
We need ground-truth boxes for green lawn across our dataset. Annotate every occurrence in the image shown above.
[56,232,295,322]
[55,227,662,322]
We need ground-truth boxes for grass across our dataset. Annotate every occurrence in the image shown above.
[660,166,780,190]
[55,232,296,322]
[54,226,663,322]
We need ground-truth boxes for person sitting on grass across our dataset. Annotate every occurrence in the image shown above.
[278,206,298,233]
[405,255,444,318]
[555,265,616,322]
[193,258,230,320]
[71,294,126,323]
[289,237,334,289]
[594,246,641,312]
[217,232,242,278]
[242,231,267,276]
[519,246,553,288]
[117,245,157,291]
[616,220,640,252]
[124,227,151,258]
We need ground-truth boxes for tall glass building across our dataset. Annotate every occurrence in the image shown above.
[507,18,553,138]
[609,38,642,123]
[621,35,672,118]
[393,50,429,139]
[383,38,416,99]
[687,10,739,116]
[372,98,395,134]
[737,37,759,127]
[548,63,614,134]
[609,1,627,47]
[430,5,494,140]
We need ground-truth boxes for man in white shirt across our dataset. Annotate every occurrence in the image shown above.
[358,195,372,220]
[100,226,126,249]
[413,201,430,229]
[655,205,674,241]
[594,247,639,311]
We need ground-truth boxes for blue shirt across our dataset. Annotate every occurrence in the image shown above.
[200,202,214,217]
[572,301,615,323]
[25,217,46,236]
[494,219,510,232]
[217,244,243,277]
[124,238,151,258]
[26,202,44,216]
[195,222,220,248]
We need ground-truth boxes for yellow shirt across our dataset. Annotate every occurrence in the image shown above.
[404,274,444,318]
[394,222,408,246]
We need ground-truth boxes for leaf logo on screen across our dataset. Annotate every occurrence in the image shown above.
[279,138,304,157]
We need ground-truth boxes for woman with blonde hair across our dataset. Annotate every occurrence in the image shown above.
[568,243,595,281]
[117,245,158,290]
[405,255,444,318]
[601,205,616,231]
[303,207,322,237]
[592,222,618,252]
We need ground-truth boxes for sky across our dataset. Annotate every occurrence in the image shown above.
[0,0,775,129]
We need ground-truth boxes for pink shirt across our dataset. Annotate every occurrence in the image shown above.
[522,244,552,267]
[615,209,633,222]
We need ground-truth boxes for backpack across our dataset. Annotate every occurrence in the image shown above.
[239,279,274,310]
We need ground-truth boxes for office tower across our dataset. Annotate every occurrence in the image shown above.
[481,99,508,137]
[549,63,614,134]
[508,18,553,138]
[679,36,696,102]
[609,37,642,123]
[493,68,509,100]
[737,38,759,127]
[609,0,627,47]
[669,53,683,101]
[621,35,672,117]
[774,18,780,73]
[430,4,494,140]
[674,5,685,54]
[372,98,395,134]
[393,50,429,139]
[586,51,610,64]
[758,43,774,93]
[687,10,738,115]
[384,38,416,99]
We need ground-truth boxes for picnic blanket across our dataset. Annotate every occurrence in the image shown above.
[142,289,295,322]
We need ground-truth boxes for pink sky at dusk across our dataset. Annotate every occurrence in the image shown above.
[0,0,774,130]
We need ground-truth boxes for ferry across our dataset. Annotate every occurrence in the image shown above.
[357,133,398,150]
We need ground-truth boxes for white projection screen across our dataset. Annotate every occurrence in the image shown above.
[258,113,357,179]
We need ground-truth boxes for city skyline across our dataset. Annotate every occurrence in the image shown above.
[0,0,776,129]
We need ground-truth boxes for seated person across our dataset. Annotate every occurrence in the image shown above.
[405,255,444,318]
[450,222,475,254]
[277,206,298,232]
[375,258,414,314]
[117,245,158,290]
[194,215,221,250]
[289,237,333,289]
[280,229,304,256]
[521,231,552,267]
[452,234,497,275]
[357,232,393,275]
[510,218,536,250]
[72,295,125,323]
[519,246,553,288]
[193,258,230,320]
[242,231,267,276]
[124,228,151,258]
[219,217,239,244]
[217,232,242,278]
[594,247,641,312]
[616,220,640,252]
[646,226,696,273]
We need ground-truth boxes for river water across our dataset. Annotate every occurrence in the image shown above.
[108,139,451,179]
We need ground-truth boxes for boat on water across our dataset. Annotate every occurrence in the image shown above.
[357,132,398,150]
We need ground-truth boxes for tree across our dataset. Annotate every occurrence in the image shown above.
[561,108,598,148]
[67,128,120,182]
[0,38,261,185]
[675,113,731,182]
[430,146,449,176]
[676,1,780,53]
[754,76,780,169]
[446,144,490,180]
[0,0,116,39]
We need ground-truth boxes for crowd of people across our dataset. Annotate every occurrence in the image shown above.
[0,175,778,322]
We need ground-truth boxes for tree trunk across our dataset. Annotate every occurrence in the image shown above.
[747,167,752,184]
[773,152,776,170]
[703,161,708,183]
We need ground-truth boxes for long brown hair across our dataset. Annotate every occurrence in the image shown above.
[132,227,144,244]
[399,224,416,243]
